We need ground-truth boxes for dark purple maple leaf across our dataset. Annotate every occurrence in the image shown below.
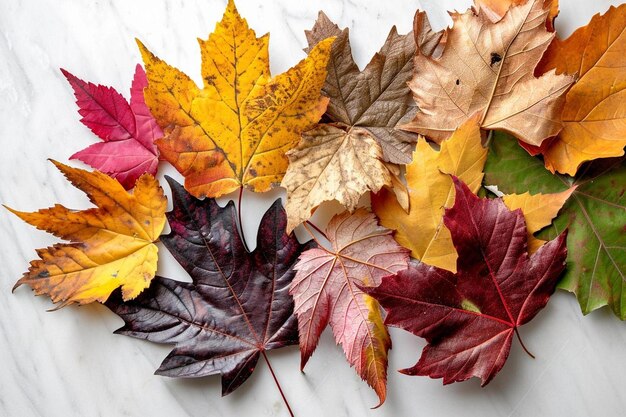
[62,64,161,189]
[364,177,568,385]
[106,177,314,394]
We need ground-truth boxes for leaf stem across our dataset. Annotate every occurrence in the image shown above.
[514,328,535,359]
[301,222,327,249]
[238,186,250,253]
[484,129,494,148]
[305,220,328,240]
[261,351,295,417]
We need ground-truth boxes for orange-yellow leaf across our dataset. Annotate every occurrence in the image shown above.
[372,118,487,272]
[374,116,574,270]
[502,187,575,253]
[533,4,626,175]
[8,160,166,307]
[140,0,333,198]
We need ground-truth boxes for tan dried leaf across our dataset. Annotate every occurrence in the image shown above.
[413,10,446,58]
[404,0,574,146]
[282,125,393,233]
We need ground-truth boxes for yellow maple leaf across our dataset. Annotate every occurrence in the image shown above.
[502,187,576,254]
[372,118,487,272]
[139,0,334,198]
[373,119,574,272]
[533,4,626,175]
[8,160,166,307]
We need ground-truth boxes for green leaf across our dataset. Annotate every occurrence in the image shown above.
[485,133,626,319]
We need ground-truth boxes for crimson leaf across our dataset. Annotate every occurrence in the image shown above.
[364,177,568,385]
[63,65,161,189]
[106,177,314,394]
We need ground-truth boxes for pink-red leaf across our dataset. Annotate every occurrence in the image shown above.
[290,210,409,405]
[63,65,161,189]
[364,178,568,385]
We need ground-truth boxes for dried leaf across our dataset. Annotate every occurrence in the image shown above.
[404,0,574,146]
[486,133,626,319]
[140,0,333,198]
[365,178,568,385]
[413,11,446,57]
[282,13,418,231]
[63,65,161,189]
[107,178,313,394]
[290,210,410,405]
[8,160,166,306]
[282,125,393,232]
[526,4,626,175]
[305,12,418,164]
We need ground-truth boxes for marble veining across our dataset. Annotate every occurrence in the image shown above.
[0,1,624,416]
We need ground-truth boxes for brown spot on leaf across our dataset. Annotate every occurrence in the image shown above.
[490,52,502,67]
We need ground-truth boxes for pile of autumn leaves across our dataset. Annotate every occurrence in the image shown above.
[7,0,625,408]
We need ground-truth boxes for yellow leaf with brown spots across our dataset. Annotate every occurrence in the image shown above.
[8,160,166,308]
[372,119,487,273]
[502,187,575,254]
[139,0,333,198]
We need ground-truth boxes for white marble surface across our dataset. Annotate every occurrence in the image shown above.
[1,0,625,416]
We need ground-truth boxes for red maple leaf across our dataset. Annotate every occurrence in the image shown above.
[62,65,161,189]
[364,177,568,385]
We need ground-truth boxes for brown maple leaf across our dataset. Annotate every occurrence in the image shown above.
[305,12,418,164]
[281,13,416,231]
[413,10,447,58]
